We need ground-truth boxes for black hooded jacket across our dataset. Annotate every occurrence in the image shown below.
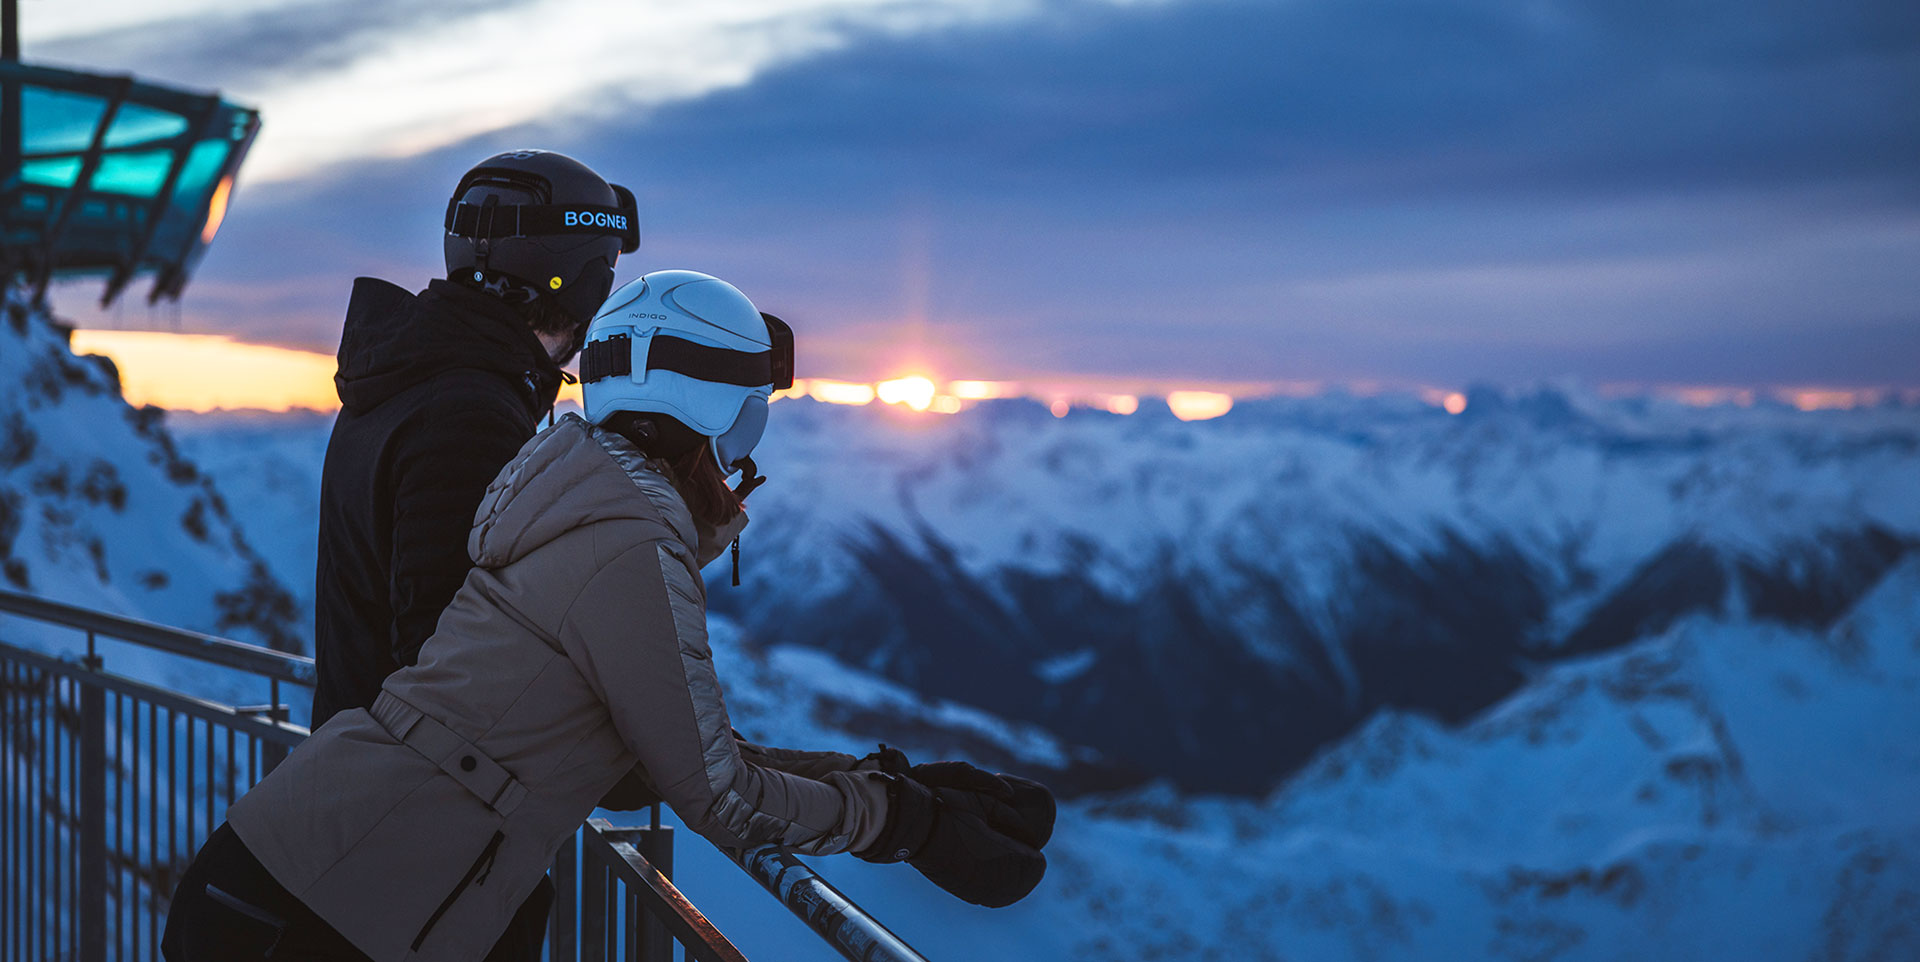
[312,277,563,726]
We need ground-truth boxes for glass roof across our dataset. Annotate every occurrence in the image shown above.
[2,61,259,305]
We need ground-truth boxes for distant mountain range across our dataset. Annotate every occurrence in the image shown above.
[712,386,1919,794]
[10,295,1917,959]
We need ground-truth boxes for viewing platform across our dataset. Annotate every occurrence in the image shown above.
[0,587,932,962]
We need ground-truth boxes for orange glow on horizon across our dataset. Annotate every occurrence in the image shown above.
[1166,390,1233,421]
[808,380,877,405]
[877,376,937,411]
[950,380,1015,400]
[1667,387,1756,407]
[71,331,338,412]
[1790,390,1861,411]
[71,333,1895,421]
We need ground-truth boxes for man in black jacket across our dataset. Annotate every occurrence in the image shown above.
[311,149,638,961]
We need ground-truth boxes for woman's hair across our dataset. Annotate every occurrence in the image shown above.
[603,411,743,528]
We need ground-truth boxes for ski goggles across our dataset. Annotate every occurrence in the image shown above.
[444,183,641,254]
[580,311,793,393]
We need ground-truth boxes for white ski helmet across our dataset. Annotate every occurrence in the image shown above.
[579,270,793,477]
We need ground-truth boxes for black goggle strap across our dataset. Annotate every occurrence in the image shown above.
[446,198,641,254]
[580,321,795,392]
[760,312,794,391]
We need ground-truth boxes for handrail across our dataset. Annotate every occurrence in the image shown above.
[586,818,750,962]
[0,587,315,686]
[0,588,936,962]
[0,639,309,748]
[727,846,931,962]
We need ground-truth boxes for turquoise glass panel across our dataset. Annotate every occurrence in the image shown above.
[21,156,82,188]
[149,139,233,252]
[92,150,174,197]
[105,101,190,148]
[171,139,231,203]
[20,86,107,153]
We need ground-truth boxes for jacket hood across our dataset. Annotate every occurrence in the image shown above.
[467,414,747,570]
[334,277,562,415]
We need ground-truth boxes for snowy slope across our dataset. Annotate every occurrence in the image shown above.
[666,560,1920,962]
[0,297,302,671]
[169,408,335,618]
[718,389,1920,792]
[161,387,1920,795]
[23,325,1918,959]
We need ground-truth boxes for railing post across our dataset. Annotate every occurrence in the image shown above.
[581,839,606,962]
[79,648,106,962]
[637,805,673,962]
[237,699,291,774]
[264,679,288,773]
[551,830,577,962]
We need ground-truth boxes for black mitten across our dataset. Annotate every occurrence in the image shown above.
[864,746,1057,851]
[853,772,1047,907]
[908,798,1046,908]
[936,773,1056,850]
[995,774,1056,849]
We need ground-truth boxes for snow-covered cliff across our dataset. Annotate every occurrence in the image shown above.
[0,296,302,656]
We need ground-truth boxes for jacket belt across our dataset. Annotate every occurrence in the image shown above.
[370,691,529,818]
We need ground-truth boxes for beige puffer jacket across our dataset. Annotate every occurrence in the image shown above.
[227,414,890,962]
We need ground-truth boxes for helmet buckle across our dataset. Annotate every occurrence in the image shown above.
[472,198,500,271]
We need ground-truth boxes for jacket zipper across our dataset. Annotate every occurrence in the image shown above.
[410,830,506,952]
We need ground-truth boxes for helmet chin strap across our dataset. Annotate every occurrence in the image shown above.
[725,457,766,588]
[730,456,767,500]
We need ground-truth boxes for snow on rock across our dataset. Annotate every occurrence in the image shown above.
[711,629,1143,795]
[169,407,336,616]
[163,388,1920,795]
[677,562,1920,961]
[778,558,1920,962]
[0,295,303,694]
[716,391,1920,792]
[93,382,1920,960]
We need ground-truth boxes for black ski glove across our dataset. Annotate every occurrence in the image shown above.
[863,746,1057,850]
[854,772,1047,908]
[854,773,937,864]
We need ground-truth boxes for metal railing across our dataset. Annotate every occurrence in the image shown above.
[727,846,928,962]
[0,588,930,962]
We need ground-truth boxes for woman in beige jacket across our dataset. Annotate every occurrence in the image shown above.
[163,272,1052,962]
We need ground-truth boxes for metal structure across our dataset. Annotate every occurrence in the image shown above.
[0,587,930,962]
[728,846,930,962]
[0,0,260,306]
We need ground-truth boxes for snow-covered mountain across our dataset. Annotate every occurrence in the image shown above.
[679,557,1920,961]
[0,296,302,658]
[720,388,1919,793]
[19,308,1917,958]
[165,383,1920,799]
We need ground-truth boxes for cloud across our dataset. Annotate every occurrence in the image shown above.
[30,0,535,96]
[32,0,1108,182]
[45,0,1920,388]
[578,0,1919,201]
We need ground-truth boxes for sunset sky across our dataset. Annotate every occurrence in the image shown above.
[28,0,1920,410]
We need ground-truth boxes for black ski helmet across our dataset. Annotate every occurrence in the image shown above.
[443,149,640,327]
